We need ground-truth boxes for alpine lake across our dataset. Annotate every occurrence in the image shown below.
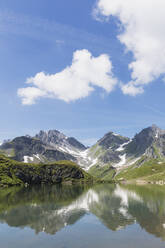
[1,183,165,248]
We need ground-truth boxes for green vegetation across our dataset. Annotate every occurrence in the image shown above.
[2,153,165,187]
[88,144,105,158]
[89,163,116,182]
[0,155,94,187]
[88,155,165,184]
[152,144,163,160]
[116,159,165,183]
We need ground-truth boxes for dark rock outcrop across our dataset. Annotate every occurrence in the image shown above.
[100,150,121,164]
[67,137,86,150]
[43,149,76,162]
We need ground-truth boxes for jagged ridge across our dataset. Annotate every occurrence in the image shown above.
[1,125,165,182]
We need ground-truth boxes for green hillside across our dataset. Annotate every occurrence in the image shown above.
[116,159,165,183]
[88,157,165,184]
[0,155,93,187]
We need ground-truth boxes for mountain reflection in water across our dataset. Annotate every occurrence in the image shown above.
[1,183,165,241]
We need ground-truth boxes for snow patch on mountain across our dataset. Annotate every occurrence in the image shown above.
[116,140,131,152]
[115,154,126,167]
[34,154,41,160]
[24,156,34,163]
[127,157,141,166]
[86,158,98,171]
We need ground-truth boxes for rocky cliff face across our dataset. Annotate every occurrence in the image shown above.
[35,130,86,150]
[35,130,65,146]
[125,125,165,158]
[67,137,86,150]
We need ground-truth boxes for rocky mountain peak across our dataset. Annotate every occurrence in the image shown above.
[125,125,165,157]
[135,125,164,142]
[98,131,130,150]
[35,129,86,152]
[146,124,162,135]
[35,130,67,146]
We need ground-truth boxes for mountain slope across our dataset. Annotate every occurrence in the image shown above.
[0,136,76,163]
[115,159,165,183]
[87,132,131,177]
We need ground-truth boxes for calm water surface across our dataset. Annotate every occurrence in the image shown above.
[0,183,165,248]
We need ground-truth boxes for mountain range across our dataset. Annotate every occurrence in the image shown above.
[1,124,165,180]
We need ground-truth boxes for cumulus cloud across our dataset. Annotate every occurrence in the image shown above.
[18,49,117,105]
[94,0,165,95]
[121,82,144,96]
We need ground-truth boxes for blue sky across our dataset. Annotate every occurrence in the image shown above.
[0,0,165,145]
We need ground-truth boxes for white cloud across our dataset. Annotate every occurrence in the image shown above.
[95,0,165,95]
[121,82,144,96]
[18,49,117,105]
[18,87,46,105]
